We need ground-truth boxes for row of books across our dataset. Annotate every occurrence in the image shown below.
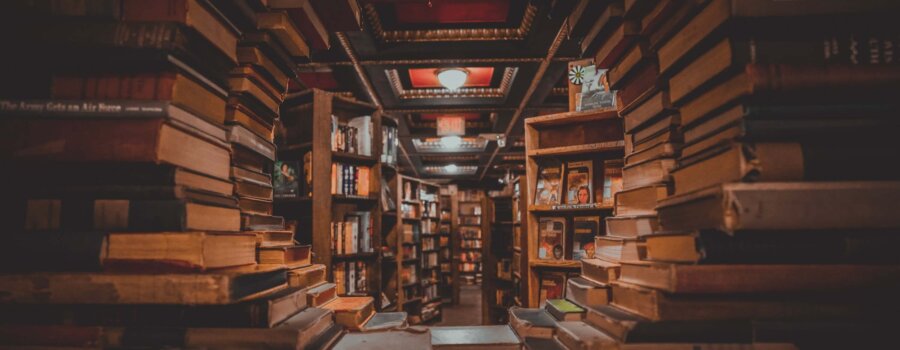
[330,163,371,196]
[334,261,369,296]
[330,114,372,156]
[330,213,374,255]
[533,159,623,207]
[381,124,399,165]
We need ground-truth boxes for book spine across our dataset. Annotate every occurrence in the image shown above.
[748,64,900,93]
[0,119,163,163]
[52,73,177,101]
[0,99,172,118]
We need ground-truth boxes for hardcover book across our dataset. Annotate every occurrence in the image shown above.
[538,218,566,260]
[565,160,593,205]
[273,161,300,198]
[572,216,600,260]
[538,272,566,306]
[534,162,563,205]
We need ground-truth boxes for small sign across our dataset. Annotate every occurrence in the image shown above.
[437,116,465,136]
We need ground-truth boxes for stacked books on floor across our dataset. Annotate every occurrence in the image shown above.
[511,1,900,349]
[0,1,353,348]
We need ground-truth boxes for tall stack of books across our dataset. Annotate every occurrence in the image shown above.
[532,1,900,349]
[0,1,344,348]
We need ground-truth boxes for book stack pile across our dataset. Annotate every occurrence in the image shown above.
[0,0,346,348]
[530,1,900,349]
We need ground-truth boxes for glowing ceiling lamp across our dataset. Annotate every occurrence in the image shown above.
[436,68,468,90]
[444,164,459,173]
[439,135,462,148]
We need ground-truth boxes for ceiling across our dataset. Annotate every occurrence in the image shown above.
[284,0,606,185]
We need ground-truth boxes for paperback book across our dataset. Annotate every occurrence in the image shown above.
[534,162,563,205]
[538,217,566,260]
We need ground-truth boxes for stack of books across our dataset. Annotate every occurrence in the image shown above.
[0,1,349,348]
[520,1,900,349]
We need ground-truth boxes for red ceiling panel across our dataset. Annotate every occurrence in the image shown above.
[393,0,510,24]
[420,113,481,120]
[408,67,494,88]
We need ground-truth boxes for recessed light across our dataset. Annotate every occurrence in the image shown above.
[436,68,468,90]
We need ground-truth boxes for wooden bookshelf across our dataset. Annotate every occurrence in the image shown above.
[439,188,456,305]
[482,192,515,325]
[512,176,529,309]
[381,174,443,324]
[524,108,624,307]
[275,89,384,306]
[455,188,487,287]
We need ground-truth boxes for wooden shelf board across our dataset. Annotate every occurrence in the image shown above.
[525,109,619,127]
[333,252,378,260]
[528,204,614,213]
[529,260,581,268]
[333,194,379,203]
[527,141,625,157]
[332,151,379,165]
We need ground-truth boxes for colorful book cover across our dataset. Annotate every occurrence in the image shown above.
[538,217,565,260]
[273,161,300,198]
[534,162,562,205]
[538,272,566,306]
[572,216,600,260]
[602,160,624,206]
[565,160,593,204]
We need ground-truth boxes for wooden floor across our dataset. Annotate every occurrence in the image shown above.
[434,284,482,326]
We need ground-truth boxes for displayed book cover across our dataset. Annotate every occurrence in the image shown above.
[572,216,600,260]
[538,272,566,306]
[565,160,593,205]
[538,217,566,260]
[534,161,562,205]
[273,161,300,198]
[576,65,616,112]
[381,177,396,211]
[602,160,624,206]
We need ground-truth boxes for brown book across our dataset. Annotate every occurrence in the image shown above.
[672,142,803,195]
[255,230,294,248]
[581,1,625,55]
[242,213,285,231]
[619,261,900,294]
[51,71,227,126]
[235,178,273,200]
[657,181,900,232]
[121,0,238,64]
[594,20,641,69]
[657,0,895,75]
[630,126,682,155]
[229,65,284,116]
[583,304,759,344]
[611,281,883,322]
[624,142,679,167]
[237,46,291,91]
[104,232,256,271]
[622,90,675,133]
[431,325,522,350]
[605,215,660,238]
[24,197,241,232]
[608,41,653,89]
[622,158,676,190]
[580,258,620,285]
[614,184,669,217]
[0,264,286,304]
[288,264,327,289]
[321,296,375,331]
[256,11,310,58]
[508,307,558,339]
[631,114,680,146]
[615,60,660,110]
[595,236,645,262]
[238,196,273,215]
[232,166,273,187]
[226,103,275,141]
[306,282,337,306]
[258,245,311,268]
[566,277,610,308]
[332,329,432,350]
[556,320,616,350]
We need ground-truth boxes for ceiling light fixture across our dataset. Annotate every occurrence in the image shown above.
[436,68,468,90]
[439,135,462,148]
[444,164,459,173]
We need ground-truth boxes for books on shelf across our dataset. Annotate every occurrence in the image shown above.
[572,216,600,260]
[334,261,369,295]
[538,272,567,307]
[381,124,399,165]
[565,160,593,205]
[601,159,624,206]
[537,217,565,261]
[330,114,372,156]
[330,163,371,196]
[534,162,563,205]
[330,212,374,255]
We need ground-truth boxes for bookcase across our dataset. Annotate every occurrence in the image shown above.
[482,192,516,324]
[456,189,487,286]
[511,176,529,308]
[381,173,444,324]
[523,109,624,307]
[438,187,456,305]
[275,89,385,307]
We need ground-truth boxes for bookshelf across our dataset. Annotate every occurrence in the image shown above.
[482,192,516,325]
[438,187,456,305]
[455,189,487,286]
[381,174,444,324]
[275,89,384,307]
[524,108,624,307]
[511,176,528,309]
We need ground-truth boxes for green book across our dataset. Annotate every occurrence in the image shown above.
[545,299,585,321]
